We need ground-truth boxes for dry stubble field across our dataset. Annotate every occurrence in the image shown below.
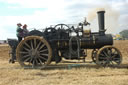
[0,40,128,85]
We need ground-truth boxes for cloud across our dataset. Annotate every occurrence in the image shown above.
[0,0,69,8]
[0,0,128,40]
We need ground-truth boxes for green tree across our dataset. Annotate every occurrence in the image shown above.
[119,29,128,39]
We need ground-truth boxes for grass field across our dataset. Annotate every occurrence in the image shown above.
[0,40,128,85]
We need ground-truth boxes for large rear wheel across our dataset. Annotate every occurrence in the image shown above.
[16,36,52,69]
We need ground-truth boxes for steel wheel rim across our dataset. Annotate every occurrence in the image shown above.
[16,36,52,69]
[96,46,122,67]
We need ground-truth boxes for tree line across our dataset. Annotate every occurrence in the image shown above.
[119,29,128,40]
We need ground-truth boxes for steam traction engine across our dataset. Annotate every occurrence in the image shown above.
[8,11,122,68]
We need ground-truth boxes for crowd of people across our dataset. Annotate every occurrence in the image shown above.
[16,23,29,42]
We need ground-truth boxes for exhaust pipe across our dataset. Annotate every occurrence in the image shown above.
[97,11,106,35]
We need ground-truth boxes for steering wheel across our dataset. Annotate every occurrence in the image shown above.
[54,24,70,30]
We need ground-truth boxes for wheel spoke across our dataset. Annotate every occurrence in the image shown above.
[19,51,28,54]
[108,48,112,57]
[106,48,109,54]
[99,57,107,59]
[39,44,45,50]
[35,58,38,65]
[23,54,30,58]
[114,60,120,64]
[113,50,117,55]
[24,42,31,48]
[39,55,47,61]
[24,57,31,62]
[99,53,105,57]
[34,38,37,48]
[40,53,48,57]
[112,53,119,58]
[113,58,120,60]
[35,41,41,50]
[31,40,34,49]
[29,58,33,65]
[32,59,35,68]
[110,61,114,65]
[40,49,48,53]
[32,58,37,66]
[38,58,44,65]
[103,50,109,57]
[23,47,30,52]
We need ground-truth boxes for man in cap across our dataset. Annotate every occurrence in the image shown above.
[22,24,29,37]
[16,23,23,42]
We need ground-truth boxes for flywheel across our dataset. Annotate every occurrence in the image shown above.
[96,45,122,67]
[16,36,52,69]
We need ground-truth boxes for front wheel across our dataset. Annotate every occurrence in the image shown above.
[96,46,122,67]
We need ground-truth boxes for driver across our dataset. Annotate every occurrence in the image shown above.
[16,23,23,42]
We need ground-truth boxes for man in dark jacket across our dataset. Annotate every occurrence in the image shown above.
[16,23,23,42]
[23,24,29,37]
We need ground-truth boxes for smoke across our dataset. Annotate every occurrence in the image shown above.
[87,6,120,34]
[87,8,105,22]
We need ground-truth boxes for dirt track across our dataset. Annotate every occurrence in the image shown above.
[0,40,128,85]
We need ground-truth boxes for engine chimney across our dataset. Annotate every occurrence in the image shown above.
[97,11,105,35]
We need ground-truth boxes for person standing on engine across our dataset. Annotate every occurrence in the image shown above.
[22,24,29,38]
[16,23,23,42]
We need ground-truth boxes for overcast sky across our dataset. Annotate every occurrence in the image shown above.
[0,0,128,40]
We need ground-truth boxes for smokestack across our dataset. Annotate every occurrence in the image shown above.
[97,11,106,35]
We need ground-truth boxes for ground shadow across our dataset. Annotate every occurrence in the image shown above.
[0,61,128,70]
[41,61,128,70]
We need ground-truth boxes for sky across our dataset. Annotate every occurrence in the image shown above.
[0,0,128,40]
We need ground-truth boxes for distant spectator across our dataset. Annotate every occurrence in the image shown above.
[23,24,29,37]
[16,23,23,42]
